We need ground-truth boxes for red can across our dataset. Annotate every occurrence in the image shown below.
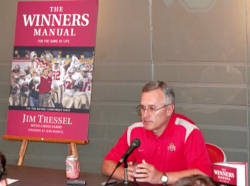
[66,155,80,179]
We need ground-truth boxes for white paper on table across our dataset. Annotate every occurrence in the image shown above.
[6,178,19,185]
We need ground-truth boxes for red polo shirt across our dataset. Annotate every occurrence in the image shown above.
[39,76,52,94]
[104,113,212,176]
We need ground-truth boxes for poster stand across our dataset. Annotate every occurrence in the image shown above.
[2,135,88,166]
[18,139,28,166]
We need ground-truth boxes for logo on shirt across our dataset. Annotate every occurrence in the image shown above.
[138,148,144,153]
[167,142,176,152]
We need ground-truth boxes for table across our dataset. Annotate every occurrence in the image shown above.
[6,165,159,186]
[6,165,106,186]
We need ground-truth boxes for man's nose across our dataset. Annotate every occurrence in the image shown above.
[142,108,151,118]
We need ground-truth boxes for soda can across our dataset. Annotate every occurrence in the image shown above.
[66,155,80,179]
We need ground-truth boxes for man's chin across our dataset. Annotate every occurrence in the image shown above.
[143,123,153,131]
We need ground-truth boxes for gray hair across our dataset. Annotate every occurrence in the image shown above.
[142,81,175,105]
[171,175,215,186]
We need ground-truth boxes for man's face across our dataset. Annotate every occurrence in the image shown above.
[43,69,49,76]
[140,88,174,136]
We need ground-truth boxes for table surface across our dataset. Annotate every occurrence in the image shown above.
[6,164,107,186]
[6,165,159,186]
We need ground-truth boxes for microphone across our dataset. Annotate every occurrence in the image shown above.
[104,138,140,186]
[117,138,140,166]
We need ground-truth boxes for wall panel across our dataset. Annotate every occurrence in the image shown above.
[152,0,245,62]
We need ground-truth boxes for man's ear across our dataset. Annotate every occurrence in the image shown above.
[166,104,175,116]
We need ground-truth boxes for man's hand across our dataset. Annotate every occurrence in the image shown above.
[134,160,162,184]
[127,162,136,182]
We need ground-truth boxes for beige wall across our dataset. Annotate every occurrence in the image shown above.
[0,0,249,174]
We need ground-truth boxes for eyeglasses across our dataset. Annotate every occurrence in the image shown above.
[136,104,169,114]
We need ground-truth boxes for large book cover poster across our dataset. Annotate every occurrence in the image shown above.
[213,162,248,186]
[6,0,98,142]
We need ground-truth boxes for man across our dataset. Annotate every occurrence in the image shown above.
[102,81,212,185]
[38,68,52,107]
[62,69,75,108]
[72,68,89,109]
[51,60,65,106]
[29,72,40,107]
[172,175,214,186]
[0,152,6,186]
[19,70,30,106]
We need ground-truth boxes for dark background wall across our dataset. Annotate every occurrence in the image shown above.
[0,0,249,175]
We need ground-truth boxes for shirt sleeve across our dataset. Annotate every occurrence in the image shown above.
[104,129,130,163]
[184,129,212,177]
